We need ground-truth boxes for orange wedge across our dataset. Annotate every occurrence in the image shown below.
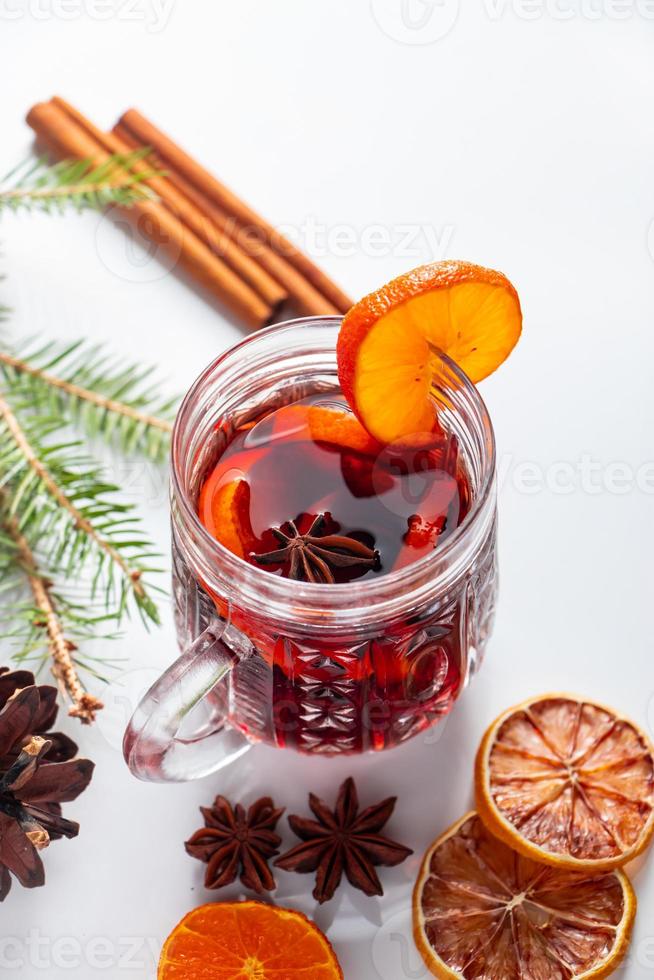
[413,811,636,980]
[158,901,343,979]
[475,694,654,871]
[337,260,522,443]
[199,476,254,558]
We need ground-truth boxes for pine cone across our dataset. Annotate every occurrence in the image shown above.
[0,668,94,900]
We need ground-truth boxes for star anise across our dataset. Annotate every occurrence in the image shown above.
[185,795,285,895]
[251,514,379,584]
[274,777,413,903]
[0,667,94,901]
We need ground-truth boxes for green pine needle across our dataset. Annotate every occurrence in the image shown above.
[0,506,120,719]
[0,152,158,215]
[0,151,173,720]
[0,393,162,628]
[0,589,119,686]
[1,337,176,463]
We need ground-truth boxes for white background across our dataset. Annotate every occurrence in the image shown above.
[1,1,654,977]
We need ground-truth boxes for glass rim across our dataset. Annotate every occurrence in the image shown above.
[171,315,497,614]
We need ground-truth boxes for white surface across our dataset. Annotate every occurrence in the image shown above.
[2,3,654,977]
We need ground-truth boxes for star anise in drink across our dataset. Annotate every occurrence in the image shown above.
[185,795,284,894]
[275,777,412,903]
[251,514,379,584]
[0,668,94,900]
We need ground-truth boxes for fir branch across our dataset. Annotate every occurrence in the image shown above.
[0,392,161,626]
[0,153,158,215]
[0,156,170,716]
[0,505,103,723]
[0,339,175,461]
[0,527,122,683]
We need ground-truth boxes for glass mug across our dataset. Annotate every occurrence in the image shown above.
[123,317,498,781]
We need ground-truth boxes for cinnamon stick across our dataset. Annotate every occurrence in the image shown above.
[113,122,341,319]
[113,124,231,231]
[48,98,287,316]
[26,101,274,329]
[113,122,339,319]
[117,108,352,315]
[113,126,233,236]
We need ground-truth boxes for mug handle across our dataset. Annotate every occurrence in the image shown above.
[123,618,252,782]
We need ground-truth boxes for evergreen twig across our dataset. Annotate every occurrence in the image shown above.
[0,339,175,462]
[0,153,158,214]
[0,392,161,626]
[0,502,103,723]
[0,150,170,721]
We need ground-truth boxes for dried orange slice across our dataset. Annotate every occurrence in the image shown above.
[158,901,343,979]
[337,260,522,443]
[476,694,654,871]
[413,811,636,980]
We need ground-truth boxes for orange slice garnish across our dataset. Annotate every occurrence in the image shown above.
[413,811,636,980]
[199,475,254,558]
[475,694,654,871]
[158,901,343,979]
[337,260,522,443]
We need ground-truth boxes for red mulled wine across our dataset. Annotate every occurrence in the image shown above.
[193,391,480,754]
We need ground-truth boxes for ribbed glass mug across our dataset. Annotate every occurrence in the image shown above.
[123,317,498,781]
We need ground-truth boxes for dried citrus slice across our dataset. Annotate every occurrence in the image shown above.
[476,694,654,871]
[158,901,343,979]
[199,476,254,558]
[337,260,522,443]
[413,811,635,980]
